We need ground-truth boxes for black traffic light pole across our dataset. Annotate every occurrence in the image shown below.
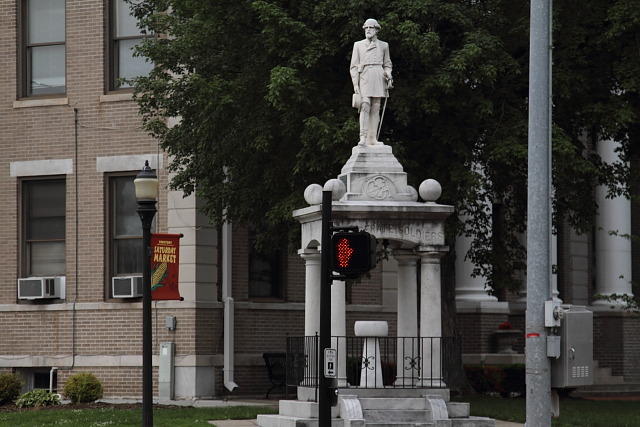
[319,190,374,425]
[319,190,332,426]
[319,191,352,425]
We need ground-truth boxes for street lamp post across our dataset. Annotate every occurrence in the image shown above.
[134,160,158,427]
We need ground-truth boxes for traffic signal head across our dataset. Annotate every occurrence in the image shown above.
[331,231,377,278]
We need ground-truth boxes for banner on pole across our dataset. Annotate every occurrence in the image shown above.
[151,233,182,301]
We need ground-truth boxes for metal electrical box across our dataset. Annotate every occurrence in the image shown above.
[550,305,593,388]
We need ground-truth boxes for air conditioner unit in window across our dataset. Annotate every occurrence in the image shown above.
[18,277,65,300]
[112,276,143,298]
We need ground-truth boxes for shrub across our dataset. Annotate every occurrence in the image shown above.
[63,372,103,404]
[464,364,525,397]
[502,365,526,396]
[16,390,60,408]
[0,373,23,404]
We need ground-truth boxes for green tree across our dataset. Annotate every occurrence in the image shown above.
[128,0,637,295]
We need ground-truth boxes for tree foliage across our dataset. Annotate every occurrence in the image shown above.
[129,0,638,293]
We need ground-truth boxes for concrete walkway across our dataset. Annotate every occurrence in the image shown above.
[104,398,524,426]
[208,420,524,426]
[494,422,524,427]
[208,421,259,426]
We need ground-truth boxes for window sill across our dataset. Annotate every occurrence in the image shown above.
[247,297,287,305]
[13,98,69,109]
[100,92,134,103]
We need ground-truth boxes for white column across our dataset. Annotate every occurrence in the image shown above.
[455,225,497,302]
[300,248,322,336]
[331,279,348,387]
[417,248,447,387]
[593,139,633,305]
[393,250,419,386]
[299,248,321,387]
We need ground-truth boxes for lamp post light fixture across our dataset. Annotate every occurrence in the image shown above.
[134,160,158,427]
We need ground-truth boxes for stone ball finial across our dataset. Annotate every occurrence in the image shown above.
[419,179,442,203]
[303,184,323,205]
[407,185,419,202]
[324,179,347,201]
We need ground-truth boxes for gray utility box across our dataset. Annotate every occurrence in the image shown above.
[159,342,175,399]
[551,305,594,388]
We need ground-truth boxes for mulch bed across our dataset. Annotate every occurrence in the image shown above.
[0,402,145,413]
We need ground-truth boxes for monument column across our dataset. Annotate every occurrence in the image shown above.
[393,249,420,385]
[300,248,322,336]
[417,247,448,387]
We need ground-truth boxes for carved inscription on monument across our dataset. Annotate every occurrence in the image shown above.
[361,221,444,245]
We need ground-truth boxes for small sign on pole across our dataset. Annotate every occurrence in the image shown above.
[324,348,337,378]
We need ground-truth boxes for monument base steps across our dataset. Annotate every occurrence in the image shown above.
[257,391,495,426]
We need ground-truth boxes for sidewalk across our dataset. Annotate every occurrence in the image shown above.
[117,398,524,426]
[209,421,258,426]
[209,420,524,426]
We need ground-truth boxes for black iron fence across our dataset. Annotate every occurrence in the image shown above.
[286,336,461,392]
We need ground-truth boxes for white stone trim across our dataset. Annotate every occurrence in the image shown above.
[96,155,163,173]
[10,159,73,177]
[0,353,264,368]
[99,93,134,103]
[0,301,220,312]
[13,98,69,109]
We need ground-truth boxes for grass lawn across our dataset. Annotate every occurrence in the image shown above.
[457,394,640,427]
[0,405,279,427]
[0,397,638,426]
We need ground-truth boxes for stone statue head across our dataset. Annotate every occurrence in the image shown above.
[362,18,381,30]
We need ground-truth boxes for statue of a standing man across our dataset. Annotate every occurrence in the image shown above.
[350,18,393,146]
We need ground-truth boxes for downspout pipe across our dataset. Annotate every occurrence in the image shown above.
[49,367,58,393]
[222,221,238,392]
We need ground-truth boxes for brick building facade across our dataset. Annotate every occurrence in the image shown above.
[0,0,637,401]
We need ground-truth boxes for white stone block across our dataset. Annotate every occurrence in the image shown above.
[354,321,388,337]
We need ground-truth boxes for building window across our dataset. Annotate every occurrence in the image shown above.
[21,0,66,97]
[17,368,56,393]
[107,0,153,91]
[22,179,66,277]
[248,228,284,299]
[108,175,144,282]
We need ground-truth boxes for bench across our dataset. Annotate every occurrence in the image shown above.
[262,352,287,398]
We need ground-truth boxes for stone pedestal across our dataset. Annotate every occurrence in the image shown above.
[355,321,388,388]
[339,145,417,202]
